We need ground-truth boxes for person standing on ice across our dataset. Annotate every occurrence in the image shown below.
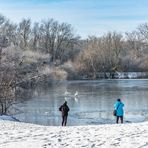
[59,101,70,126]
[114,98,124,123]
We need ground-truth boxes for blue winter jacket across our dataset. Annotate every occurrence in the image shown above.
[114,101,124,116]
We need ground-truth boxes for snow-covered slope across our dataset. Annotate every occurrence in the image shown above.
[0,120,148,148]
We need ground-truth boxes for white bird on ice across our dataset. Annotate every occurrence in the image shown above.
[64,90,79,102]
[64,90,71,96]
[74,91,78,97]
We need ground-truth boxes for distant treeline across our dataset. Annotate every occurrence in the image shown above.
[1,14,148,79]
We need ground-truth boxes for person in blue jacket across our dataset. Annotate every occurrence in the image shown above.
[114,98,124,123]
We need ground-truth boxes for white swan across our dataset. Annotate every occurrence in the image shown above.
[64,90,79,102]
[64,90,71,96]
[74,97,78,103]
[74,91,78,97]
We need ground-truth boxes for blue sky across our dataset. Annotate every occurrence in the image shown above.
[0,0,148,38]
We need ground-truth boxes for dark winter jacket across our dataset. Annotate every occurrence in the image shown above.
[59,104,70,116]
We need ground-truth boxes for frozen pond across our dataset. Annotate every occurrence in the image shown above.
[14,79,148,126]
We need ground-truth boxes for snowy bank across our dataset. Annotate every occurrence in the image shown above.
[0,121,148,148]
[0,115,19,122]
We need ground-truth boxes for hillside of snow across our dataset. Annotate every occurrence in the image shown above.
[0,120,148,148]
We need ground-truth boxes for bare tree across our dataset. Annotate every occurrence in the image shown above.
[0,14,5,28]
[0,51,13,114]
[126,31,144,58]
[31,22,40,50]
[39,19,58,53]
[18,19,31,49]
[1,21,17,46]
[0,63,16,115]
[54,23,79,62]
[137,23,148,42]
[0,35,8,63]
[0,49,30,115]
[39,19,79,63]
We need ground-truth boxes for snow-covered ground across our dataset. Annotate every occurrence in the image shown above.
[0,120,148,148]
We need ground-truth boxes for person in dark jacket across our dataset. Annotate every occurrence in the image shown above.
[59,101,70,126]
[114,98,124,124]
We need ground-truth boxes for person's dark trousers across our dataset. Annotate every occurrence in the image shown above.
[62,116,68,126]
[116,116,123,124]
